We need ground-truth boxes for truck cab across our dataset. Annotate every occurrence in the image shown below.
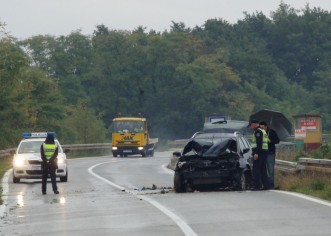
[111,117,157,157]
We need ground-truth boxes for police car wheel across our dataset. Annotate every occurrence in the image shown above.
[13,175,20,183]
[60,169,68,182]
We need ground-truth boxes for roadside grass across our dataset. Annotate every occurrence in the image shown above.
[276,170,331,201]
[276,144,331,201]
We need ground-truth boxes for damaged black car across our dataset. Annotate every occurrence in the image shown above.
[173,132,253,192]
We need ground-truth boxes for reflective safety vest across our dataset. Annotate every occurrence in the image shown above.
[43,143,57,160]
[251,128,268,150]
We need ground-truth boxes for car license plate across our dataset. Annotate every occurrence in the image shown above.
[31,165,41,170]
[123,150,132,153]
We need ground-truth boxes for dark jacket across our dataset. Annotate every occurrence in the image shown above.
[266,128,280,154]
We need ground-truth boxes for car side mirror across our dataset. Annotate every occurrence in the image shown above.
[172,151,181,157]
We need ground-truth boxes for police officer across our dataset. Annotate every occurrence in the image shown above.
[249,119,269,190]
[40,133,59,194]
[259,121,280,189]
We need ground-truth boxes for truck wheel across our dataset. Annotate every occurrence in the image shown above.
[174,171,185,193]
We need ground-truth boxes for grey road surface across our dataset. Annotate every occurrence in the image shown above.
[1,151,331,236]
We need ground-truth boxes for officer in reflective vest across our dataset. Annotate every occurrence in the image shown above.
[249,119,270,190]
[40,133,59,194]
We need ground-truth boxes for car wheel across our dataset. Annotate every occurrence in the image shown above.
[13,175,20,183]
[174,171,186,193]
[150,150,154,157]
[234,170,246,191]
[60,169,68,182]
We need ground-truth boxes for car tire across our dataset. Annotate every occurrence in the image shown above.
[150,150,154,157]
[174,171,186,193]
[13,175,20,183]
[234,170,246,191]
[60,169,68,182]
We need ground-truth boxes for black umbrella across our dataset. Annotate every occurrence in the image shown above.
[249,109,292,141]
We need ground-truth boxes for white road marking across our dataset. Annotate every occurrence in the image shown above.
[0,169,11,217]
[161,163,174,175]
[88,162,198,236]
[272,190,331,207]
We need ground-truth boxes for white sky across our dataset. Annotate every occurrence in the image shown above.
[1,0,331,40]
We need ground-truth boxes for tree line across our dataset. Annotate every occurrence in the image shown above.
[1,2,331,148]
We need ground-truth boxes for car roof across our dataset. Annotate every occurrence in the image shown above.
[192,132,241,139]
[20,138,59,142]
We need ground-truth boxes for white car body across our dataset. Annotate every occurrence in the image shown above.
[12,136,68,183]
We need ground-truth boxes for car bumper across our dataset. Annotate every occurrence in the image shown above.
[13,163,67,179]
[182,169,237,185]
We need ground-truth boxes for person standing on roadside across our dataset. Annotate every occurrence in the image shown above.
[259,121,280,189]
[248,119,270,190]
[40,133,59,194]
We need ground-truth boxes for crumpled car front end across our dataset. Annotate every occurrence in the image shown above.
[174,138,243,192]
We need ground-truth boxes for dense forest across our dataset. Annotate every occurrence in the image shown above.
[1,2,331,148]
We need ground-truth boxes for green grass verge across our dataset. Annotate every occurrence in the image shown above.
[276,170,331,202]
[0,158,12,205]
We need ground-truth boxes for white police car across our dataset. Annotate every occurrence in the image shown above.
[12,132,68,183]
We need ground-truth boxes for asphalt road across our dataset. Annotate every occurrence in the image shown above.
[1,151,331,236]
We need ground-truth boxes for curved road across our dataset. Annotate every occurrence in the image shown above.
[1,151,331,236]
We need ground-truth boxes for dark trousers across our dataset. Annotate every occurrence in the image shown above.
[42,163,58,193]
[253,151,269,190]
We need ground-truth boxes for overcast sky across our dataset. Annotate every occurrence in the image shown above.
[1,0,331,40]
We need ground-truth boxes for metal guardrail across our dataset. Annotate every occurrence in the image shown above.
[275,160,298,173]
[0,143,112,160]
[0,148,16,160]
[276,158,331,173]
[62,143,111,150]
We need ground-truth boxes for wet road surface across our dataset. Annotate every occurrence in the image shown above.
[1,151,331,236]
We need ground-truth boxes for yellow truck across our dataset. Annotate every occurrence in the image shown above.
[111,116,158,157]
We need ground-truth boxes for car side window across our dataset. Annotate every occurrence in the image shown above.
[238,137,247,153]
[241,136,251,148]
[229,140,237,153]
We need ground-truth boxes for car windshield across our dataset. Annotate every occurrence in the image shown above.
[203,120,251,134]
[113,121,144,133]
[183,134,236,157]
[18,140,62,154]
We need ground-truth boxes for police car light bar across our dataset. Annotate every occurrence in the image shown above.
[22,132,56,139]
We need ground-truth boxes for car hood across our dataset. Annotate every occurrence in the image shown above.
[180,139,238,161]
[15,153,66,160]
[15,153,41,160]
